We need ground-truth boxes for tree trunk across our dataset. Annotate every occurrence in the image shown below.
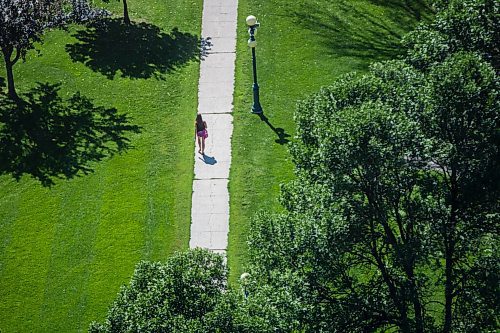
[444,172,458,333]
[123,0,131,25]
[408,269,424,333]
[366,195,412,332]
[2,46,19,100]
[369,230,411,332]
[444,243,454,333]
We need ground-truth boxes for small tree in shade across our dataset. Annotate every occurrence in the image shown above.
[0,0,107,100]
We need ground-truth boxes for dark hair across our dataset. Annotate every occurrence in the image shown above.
[196,113,203,127]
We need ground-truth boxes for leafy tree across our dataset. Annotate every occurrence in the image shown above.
[245,67,434,332]
[403,0,499,70]
[418,52,499,332]
[0,0,107,100]
[102,0,131,25]
[89,249,237,333]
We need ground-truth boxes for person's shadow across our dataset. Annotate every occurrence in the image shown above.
[199,154,217,165]
[258,113,291,145]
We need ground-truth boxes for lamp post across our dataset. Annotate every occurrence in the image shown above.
[246,15,263,114]
[240,272,250,298]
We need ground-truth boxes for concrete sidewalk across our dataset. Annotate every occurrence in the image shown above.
[189,0,238,255]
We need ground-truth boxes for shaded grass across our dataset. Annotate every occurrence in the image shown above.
[228,0,432,284]
[0,0,202,331]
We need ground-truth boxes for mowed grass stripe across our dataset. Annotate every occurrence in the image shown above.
[0,187,60,331]
[83,152,146,326]
[39,173,104,332]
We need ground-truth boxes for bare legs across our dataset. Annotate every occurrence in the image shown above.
[197,136,205,154]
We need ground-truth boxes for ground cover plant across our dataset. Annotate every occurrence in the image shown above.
[228,0,433,284]
[0,0,202,331]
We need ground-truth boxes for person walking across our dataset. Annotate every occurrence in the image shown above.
[195,113,208,155]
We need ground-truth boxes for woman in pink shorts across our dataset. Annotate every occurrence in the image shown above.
[195,113,208,154]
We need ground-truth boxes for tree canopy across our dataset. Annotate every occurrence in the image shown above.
[244,51,498,332]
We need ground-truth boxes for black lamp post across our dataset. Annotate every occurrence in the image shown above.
[246,15,263,114]
[240,272,250,299]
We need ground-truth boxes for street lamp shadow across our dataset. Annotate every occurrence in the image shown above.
[258,113,291,145]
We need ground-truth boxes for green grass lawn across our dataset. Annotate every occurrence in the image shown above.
[228,0,432,284]
[0,0,202,331]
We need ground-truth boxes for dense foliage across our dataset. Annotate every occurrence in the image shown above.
[403,0,499,69]
[0,0,107,99]
[244,53,498,332]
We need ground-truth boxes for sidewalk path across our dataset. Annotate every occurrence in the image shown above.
[189,0,238,255]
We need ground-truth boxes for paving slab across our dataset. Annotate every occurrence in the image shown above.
[205,0,237,8]
[199,66,234,83]
[195,161,231,179]
[203,4,237,14]
[201,113,233,128]
[200,52,236,70]
[203,21,237,39]
[191,214,229,232]
[189,231,229,249]
[205,37,237,54]
[198,96,233,114]
[199,82,235,99]
[192,178,229,194]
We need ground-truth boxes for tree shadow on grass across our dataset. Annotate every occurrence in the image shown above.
[293,0,432,62]
[66,18,200,80]
[366,0,432,22]
[0,83,141,186]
